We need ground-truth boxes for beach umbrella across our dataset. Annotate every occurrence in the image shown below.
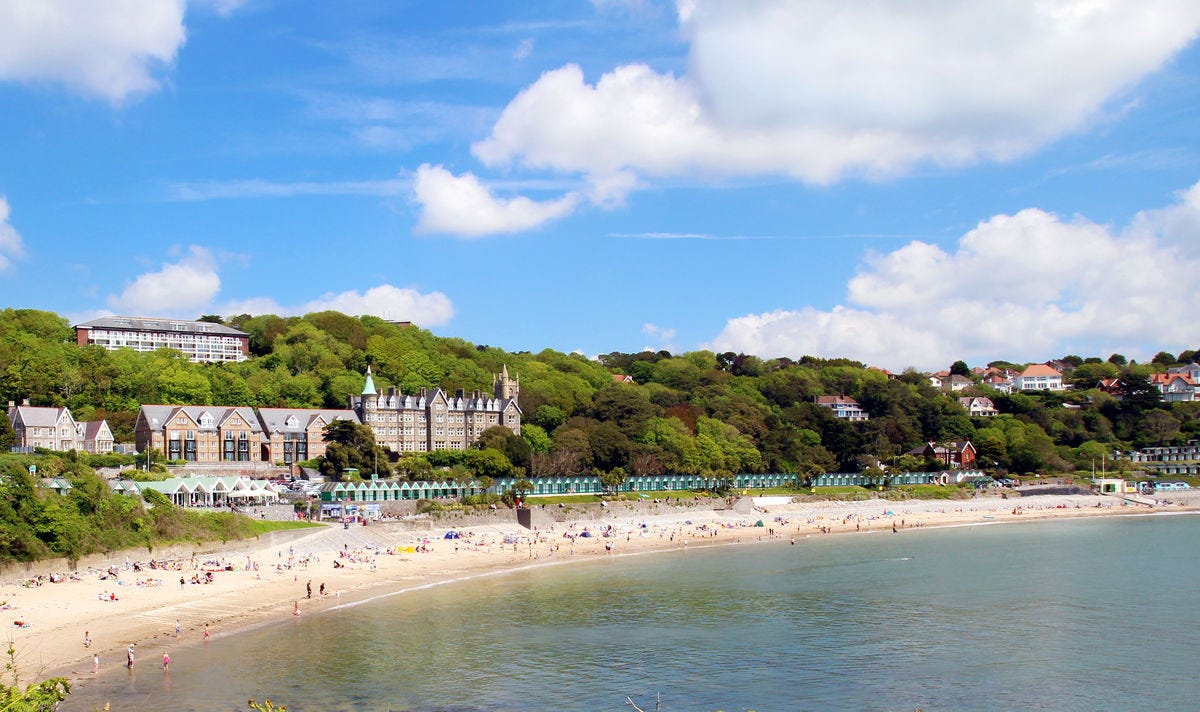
[444,531,461,539]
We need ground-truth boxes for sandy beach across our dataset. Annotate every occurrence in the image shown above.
[4,489,1198,690]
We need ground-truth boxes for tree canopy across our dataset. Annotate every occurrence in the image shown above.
[3,307,1198,480]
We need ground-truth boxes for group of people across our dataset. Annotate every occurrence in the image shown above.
[99,622,209,673]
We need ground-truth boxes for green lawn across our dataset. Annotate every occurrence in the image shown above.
[244,519,325,536]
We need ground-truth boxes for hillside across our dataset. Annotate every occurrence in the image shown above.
[2,308,1198,481]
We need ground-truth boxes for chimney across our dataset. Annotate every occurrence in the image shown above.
[456,389,465,398]
[22,398,30,406]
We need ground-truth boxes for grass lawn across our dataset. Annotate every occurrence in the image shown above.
[245,519,325,536]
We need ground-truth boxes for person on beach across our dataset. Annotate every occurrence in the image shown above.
[306,580,312,599]
[162,652,170,671]
[84,630,91,648]
[175,619,181,637]
[203,623,210,640]
[319,582,325,598]
[126,645,135,669]
[293,601,301,616]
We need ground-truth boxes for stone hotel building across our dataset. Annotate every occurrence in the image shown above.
[349,366,522,453]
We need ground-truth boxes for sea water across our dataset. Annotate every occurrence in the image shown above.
[63,514,1200,711]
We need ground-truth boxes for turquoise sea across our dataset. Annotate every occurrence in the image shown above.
[64,514,1200,711]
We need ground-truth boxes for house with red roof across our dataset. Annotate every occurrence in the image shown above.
[1012,364,1065,391]
[1151,373,1197,402]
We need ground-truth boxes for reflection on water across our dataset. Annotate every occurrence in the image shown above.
[64,515,1200,711]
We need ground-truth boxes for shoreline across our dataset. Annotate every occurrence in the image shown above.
[6,491,1199,695]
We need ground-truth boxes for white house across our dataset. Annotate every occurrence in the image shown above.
[1012,364,1065,391]
[958,396,999,417]
[815,395,869,421]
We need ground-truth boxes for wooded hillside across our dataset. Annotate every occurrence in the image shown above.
[2,308,1198,479]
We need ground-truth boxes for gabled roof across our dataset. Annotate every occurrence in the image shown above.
[1151,373,1196,387]
[78,420,112,440]
[1019,364,1061,378]
[257,408,358,434]
[11,406,74,428]
[139,405,265,433]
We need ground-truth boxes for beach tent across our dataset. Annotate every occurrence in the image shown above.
[444,531,461,539]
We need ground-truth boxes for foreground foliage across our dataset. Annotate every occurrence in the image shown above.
[2,645,70,711]
[0,454,256,565]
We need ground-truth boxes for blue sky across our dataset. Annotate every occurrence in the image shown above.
[2,1,1200,371]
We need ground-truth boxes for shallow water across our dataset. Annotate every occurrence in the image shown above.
[64,514,1200,711]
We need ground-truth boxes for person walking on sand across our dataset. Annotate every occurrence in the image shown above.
[203,623,210,640]
[306,580,312,599]
[293,601,301,616]
[126,645,135,669]
[175,619,181,637]
[162,652,170,671]
[84,630,91,648]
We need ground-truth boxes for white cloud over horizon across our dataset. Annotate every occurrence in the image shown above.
[0,196,26,272]
[108,245,221,314]
[428,0,1200,235]
[0,0,187,103]
[708,180,1200,371]
[103,245,455,326]
[220,284,455,326]
[412,164,580,237]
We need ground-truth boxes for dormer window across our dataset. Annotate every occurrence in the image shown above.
[285,415,299,428]
[199,412,214,428]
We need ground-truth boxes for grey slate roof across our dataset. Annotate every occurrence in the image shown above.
[76,316,247,337]
[256,408,359,434]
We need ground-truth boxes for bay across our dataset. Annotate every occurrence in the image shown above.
[64,514,1200,711]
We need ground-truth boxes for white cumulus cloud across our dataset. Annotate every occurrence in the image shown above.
[220,286,455,327]
[0,0,187,103]
[642,322,677,354]
[108,246,221,314]
[108,246,454,326]
[412,164,581,237]
[473,0,1200,199]
[0,196,26,272]
[298,285,454,326]
[708,180,1200,370]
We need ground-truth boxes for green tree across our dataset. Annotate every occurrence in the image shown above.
[0,416,16,453]
[520,423,553,454]
[318,420,391,479]
[949,360,970,377]
[1151,351,1177,367]
[1119,372,1161,411]
[465,448,514,479]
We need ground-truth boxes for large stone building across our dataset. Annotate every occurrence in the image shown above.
[136,405,266,464]
[135,405,359,465]
[75,316,249,363]
[349,366,521,453]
